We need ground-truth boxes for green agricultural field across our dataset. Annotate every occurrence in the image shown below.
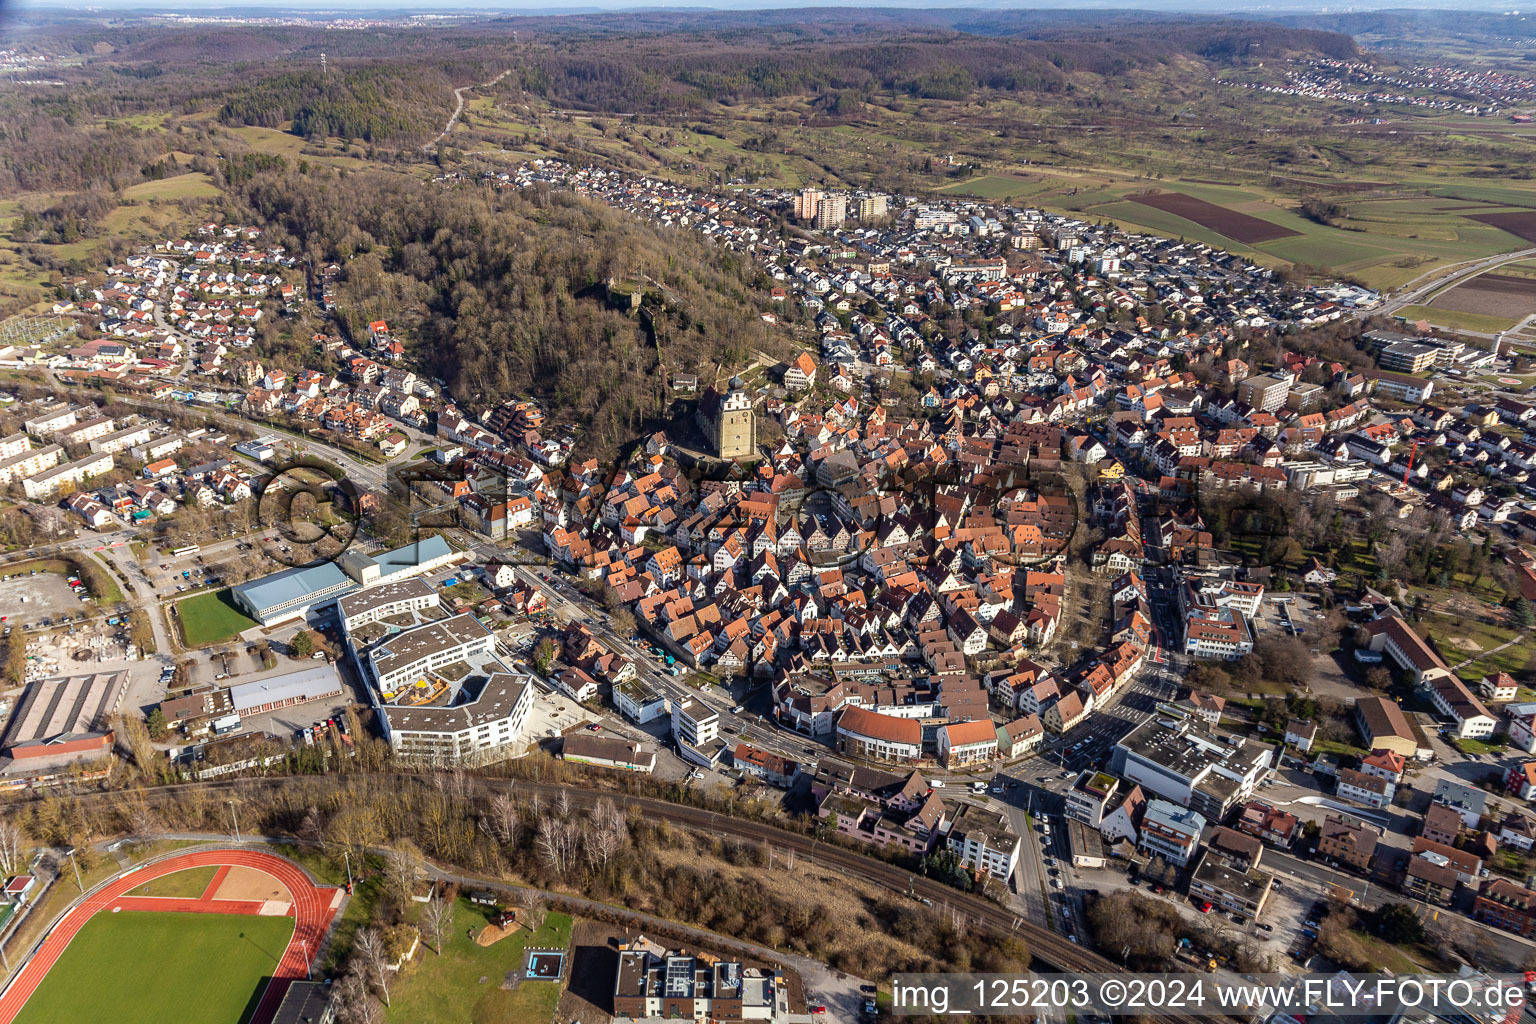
[1430,184,1536,209]
[1398,304,1520,334]
[939,174,1047,200]
[1158,181,1265,205]
[176,589,259,646]
[1081,200,1263,253]
[386,903,573,1024]
[122,174,221,201]
[13,910,294,1024]
[1259,233,1398,270]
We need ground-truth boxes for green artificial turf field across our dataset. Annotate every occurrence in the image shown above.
[14,910,295,1024]
[176,589,259,646]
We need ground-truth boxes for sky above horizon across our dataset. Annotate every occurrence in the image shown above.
[9,0,1512,11]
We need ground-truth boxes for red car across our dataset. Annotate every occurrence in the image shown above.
[1200,901,1213,914]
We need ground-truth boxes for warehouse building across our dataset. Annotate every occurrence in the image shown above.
[229,665,344,717]
[1,672,127,762]
[562,734,657,773]
[338,534,462,588]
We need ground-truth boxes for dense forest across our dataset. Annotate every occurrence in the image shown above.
[217,67,456,143]
[234,165,783,447]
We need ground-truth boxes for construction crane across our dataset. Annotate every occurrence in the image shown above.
[1402,438,1420,486]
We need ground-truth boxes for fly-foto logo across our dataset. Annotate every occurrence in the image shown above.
[253,456,365,569]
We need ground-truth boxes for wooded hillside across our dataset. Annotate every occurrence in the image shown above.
[236,167,782,448]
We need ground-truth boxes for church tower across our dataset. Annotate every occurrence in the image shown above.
[715,375,755,459]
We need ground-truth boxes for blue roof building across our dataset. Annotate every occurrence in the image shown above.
[230,562,358,627]
[231,534,463,628]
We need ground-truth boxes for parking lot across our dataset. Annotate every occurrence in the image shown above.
[0,568,93,627]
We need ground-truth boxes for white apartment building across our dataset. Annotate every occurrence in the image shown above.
[614,677,668,724]
[671,698,719,748]
[88,422,154,455]
[382,671,534,764]
[57,416,114,447]
[338,577,439,633]
[23,451,113,499]
[0,443,60,486]
[1138,799,1206,867]
[369,613,496,696]
[945,802,1022,880]
[23,404,76,436]
[0,433,29,460]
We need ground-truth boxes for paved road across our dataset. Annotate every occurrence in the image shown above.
[1361,244,1536,333]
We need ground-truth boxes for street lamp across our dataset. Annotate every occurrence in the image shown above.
[228,801,241,844]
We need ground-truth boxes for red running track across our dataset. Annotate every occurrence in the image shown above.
[202,865,231,901]
[0,848,339,1024]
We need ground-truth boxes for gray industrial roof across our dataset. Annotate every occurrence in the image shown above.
[231,562,356,619]
[229,664,343,713]
[373,535,452,575]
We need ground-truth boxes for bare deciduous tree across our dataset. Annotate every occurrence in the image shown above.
[337,965,385,1024]
[124,797,159,840]
[0,818,24,875]
[536,817,578,873]
[354,927,392,1007]
[422,892,450,955]
[516,888,546,932]
[480,793,521,848]
[384,841,423,906]
[297,805,325,847]
[586,797,628,869]
[114,715,157,775]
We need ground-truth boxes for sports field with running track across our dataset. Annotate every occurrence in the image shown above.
[0,849,340,1024]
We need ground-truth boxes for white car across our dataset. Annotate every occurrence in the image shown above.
[1051,878,1063,889]
[930,779,945,789]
